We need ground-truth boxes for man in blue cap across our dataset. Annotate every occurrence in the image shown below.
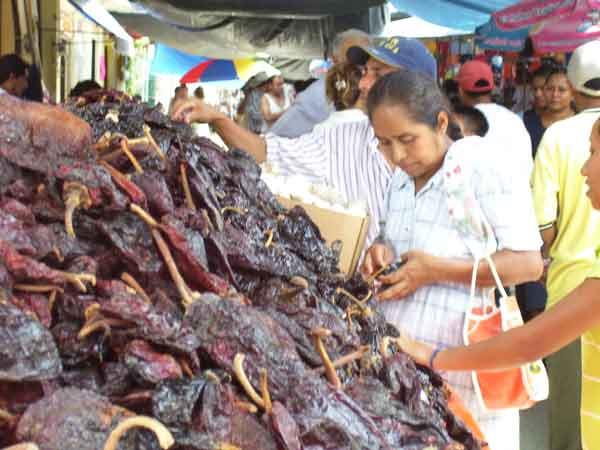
[172,37,437,250]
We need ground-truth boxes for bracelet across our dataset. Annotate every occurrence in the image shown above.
[429,347,444,370]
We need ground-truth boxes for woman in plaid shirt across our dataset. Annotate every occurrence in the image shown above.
[361,71,544,450]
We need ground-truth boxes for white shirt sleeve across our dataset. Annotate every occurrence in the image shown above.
[466,138,542,252]
[264,125,330,185]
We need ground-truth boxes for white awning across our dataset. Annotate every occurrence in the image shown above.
[382,16,469,38]
[68,0,134,55]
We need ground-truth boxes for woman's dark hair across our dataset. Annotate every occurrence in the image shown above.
[367,70,463,141]
[544,66,568,84]
[531,62,559,82]
[325,63,361,111]
[22,64,43,102]
[0,54,28,85]
[452,105,489,137]
[69,79,101,97]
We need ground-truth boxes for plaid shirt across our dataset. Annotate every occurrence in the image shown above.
[379,137,542,449]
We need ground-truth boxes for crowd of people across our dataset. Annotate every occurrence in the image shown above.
[0,52,103,102]
[171,32,600,450]
[3,29,600,450]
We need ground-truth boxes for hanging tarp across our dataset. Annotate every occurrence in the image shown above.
[388,0,518,31]
[475,18,530,51]
[529,0,600,52]
[104,0,386,62]
[150,44,205,77]
[153,0,386,17]
[493,0,578,30]
[483,0,600,53]
[68,0,134,55]
[383,16,469,38]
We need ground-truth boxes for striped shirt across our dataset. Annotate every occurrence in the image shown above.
[379,137,542,450]
[265,114,392,249]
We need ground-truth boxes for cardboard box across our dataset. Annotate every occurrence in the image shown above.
[277,196,370,275]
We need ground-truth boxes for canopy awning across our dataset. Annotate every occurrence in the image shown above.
[68,0,134,55]
[383,16,469,38]
[388,0,519,31]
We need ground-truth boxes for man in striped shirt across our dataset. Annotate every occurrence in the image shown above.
[173,36,437,249]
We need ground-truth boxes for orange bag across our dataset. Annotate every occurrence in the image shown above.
[443,149,549,411]
[464,256,549,411]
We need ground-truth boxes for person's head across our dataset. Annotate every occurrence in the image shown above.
[456,60,494,107]
[175,85,188,100]
[543,67,573,113]
[330,29,370,64]
[530,64,556,112]
[452,105,489,137]
[267,75,284,96]
[581,118,600,209]
[347,36,437,104]
[325,63,362,111]
[194,86,204,100]
[68,79,101,98]
[442,79,460,107]
[367,71,459,182]
[567,40,600,111]
[0,54,29,97]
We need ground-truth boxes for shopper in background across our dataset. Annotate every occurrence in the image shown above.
[317,62,364,128]
[260,75,292,131]
[360,70,542,450]
[442,79,460,107]
[456,59,533,182]
[523,64,555,154]
[168,84,188,116]
[451,105,489,137]
[515,68,574,330]
[69,79,101,98]
[237,71,270,134]
[194,86,204,101]
[269,29,370,138]
[539,68,575,132]
[0,53,29,97]
[530,40,600,450]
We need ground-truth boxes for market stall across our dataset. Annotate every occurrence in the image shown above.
[0,88,485,450]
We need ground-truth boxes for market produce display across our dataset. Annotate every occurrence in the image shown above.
[0,91,481,450]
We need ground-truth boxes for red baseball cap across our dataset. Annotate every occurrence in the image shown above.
[456,60,495,93]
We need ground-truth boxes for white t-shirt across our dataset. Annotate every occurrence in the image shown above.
[475,102,533,182]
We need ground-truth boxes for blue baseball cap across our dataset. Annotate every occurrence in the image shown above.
[347,36,437,80]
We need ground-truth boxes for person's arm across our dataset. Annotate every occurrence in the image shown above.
[540,225,557,259]
[260,95,283,123]
[532,130,560,248]
[378,249,542,301]
[400,277,600,371]
[425,249,541,286]
[172,99,267,163]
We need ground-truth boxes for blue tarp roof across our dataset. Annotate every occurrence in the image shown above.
[389,0,519,32]
[150,44,206,77]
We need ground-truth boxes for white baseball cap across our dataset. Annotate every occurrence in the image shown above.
[567,40,600,97]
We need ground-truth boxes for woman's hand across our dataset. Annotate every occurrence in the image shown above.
[396,332,435,367]
[360,243,394,277]
[378,250,436,301]
[171,99,222,124]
